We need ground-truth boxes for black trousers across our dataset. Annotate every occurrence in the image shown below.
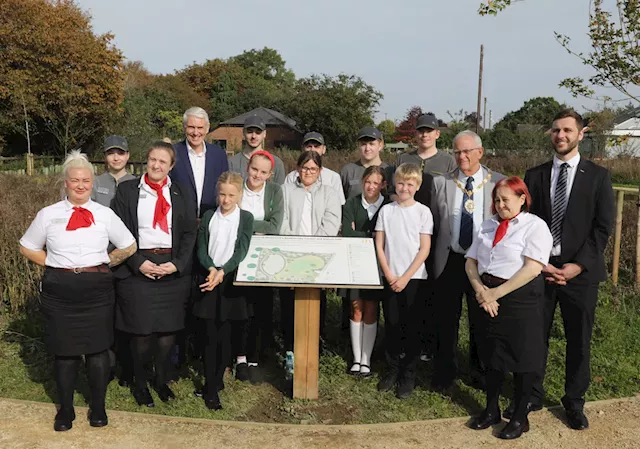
[280,288,327,352]
[382,279,422,369]
[203,319,231,397]
[531,272,598,411]
[433,252,483,385]
[420,278,436,356]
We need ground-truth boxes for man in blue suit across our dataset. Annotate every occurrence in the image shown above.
[171,107,229,217]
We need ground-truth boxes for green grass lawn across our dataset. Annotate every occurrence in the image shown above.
[0,283,639,424]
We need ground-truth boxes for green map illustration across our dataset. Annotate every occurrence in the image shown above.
[242,247,334,283]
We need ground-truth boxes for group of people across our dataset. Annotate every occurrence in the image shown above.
[19,106,614,440]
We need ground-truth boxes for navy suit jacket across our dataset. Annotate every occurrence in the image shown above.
[170,140,229,217]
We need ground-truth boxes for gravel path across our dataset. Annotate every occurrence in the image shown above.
[1,396,639,448]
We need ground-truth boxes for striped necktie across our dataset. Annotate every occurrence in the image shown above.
[459,177,474,250]
[550,163,569,247]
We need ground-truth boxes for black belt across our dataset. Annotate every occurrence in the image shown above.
[481,273,507,286]
[49,264,110,274]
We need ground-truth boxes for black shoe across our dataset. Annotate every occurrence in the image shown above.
[566,409,589,430]
[235,362,249,382]
[88,408,108,427]
[396,373,415,400]
[468,410,502,430]
[431,378,454,393]
[133,387,155,407]
[248,365,262,385]
[204,392,222,411]
[347,363,361,376]
[118,378,132,388]
[503,400,543,419]
[194,382,224,398]
[498,417,530,439]
[54,407,75,432]
[155,384,176,402]
[377,370,398,392]
[358,364,373,378]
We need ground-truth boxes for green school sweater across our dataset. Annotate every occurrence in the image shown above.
[341,194,391,237]
[252,182,284,235]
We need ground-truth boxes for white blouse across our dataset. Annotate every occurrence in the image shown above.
[208,206,240,268]
[241,182,266,221]
[361,194,384,220]
[137,177,173,249]
[465,212,553,279]
[20,199,135,269]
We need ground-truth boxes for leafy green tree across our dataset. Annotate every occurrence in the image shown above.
[377,119,396,141]
[494,97,568,132]
[284,74,383,150]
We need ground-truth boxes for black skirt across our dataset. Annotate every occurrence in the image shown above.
[475,275,545,373]
[115,253,190,334]
[192,271,249,322]
[338,287,385,301]
[40,268,115,356]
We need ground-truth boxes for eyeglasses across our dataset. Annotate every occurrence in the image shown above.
[299,167,319,174]
[453,148,481,157]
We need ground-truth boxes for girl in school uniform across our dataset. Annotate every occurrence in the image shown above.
[234,150,284,384]
[279,151,341,378]
[20,151,137,431]
[193,172,254,410]
[341,166,390,377]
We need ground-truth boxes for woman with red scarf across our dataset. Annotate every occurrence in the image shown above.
[112,141,197,408]
[464,176,552,440]
[19,151,137,431]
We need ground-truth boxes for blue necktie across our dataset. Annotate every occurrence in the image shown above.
[459,177,474,250]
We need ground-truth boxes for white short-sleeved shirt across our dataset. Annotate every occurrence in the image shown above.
[241,182,266,221]
[451,167,485,254]
[361,194,384,220]
[285,167,346,205]
[465,212,553,279]
[187,142,206,211]
[375,201,434,280]
[137,177,173,249]
[208,206,240,268]
[19,199,135,269]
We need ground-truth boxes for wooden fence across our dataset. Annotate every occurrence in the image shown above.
[611,186,640,287]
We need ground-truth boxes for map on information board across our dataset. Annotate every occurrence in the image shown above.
[235,235,382,288]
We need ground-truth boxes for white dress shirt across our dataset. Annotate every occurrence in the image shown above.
[208,206,240,267]
[466,212,553,279]
[20,199,135,269]
[375,202,434,280]
[361,194,384,220]
[285,167,346,205]
[550,153,581,256]
[451,167,485,254]
[241,182,266,221]
[187,141,207,210]
[137,177,173,249]
[299,191,313,236]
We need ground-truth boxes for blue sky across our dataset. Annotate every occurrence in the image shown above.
[77,0,607,125]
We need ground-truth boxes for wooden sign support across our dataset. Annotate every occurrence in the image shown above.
[293,287,321,399]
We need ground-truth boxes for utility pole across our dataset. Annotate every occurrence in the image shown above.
[489,110,493,129]
[483,97,487,130]
[476,44,484,134]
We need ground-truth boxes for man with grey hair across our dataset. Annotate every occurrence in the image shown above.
[170,106,229,216]
[430,130,505,391]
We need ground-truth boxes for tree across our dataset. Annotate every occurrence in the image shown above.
[479,0,640,103]
[0,0,124,155]
[377,119,396,141]
[494,97,568,131]
[394,106,424,143]
[284,74,382,150]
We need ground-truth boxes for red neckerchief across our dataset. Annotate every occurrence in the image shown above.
[144,174,171,234]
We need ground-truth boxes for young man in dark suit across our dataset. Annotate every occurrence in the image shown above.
[170,107,229,217]
[521,109,614,430]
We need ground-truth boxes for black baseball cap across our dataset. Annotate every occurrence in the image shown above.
[416,114,439,130]
[244,115,266,131]
[302,132,325,146]
[357,126,383,141]
[103,135,129,152]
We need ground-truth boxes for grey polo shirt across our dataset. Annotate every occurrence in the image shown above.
[91,172,136,207]
[395,150,457,175]
[228,151,286,185]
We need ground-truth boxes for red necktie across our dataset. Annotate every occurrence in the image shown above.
[492,213,520,247]
[144,174,171,234]
[66,207,95,231]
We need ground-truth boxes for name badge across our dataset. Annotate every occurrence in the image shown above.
[97,187,109,195]
[51,218,67,225]
[139,193,147,199]
[481,227,497,234]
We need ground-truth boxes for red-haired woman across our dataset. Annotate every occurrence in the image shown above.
[464,176,553,440]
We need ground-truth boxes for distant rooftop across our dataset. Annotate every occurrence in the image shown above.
[217,107,302,133]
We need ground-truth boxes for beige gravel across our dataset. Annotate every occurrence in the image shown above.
[1,396,639,448]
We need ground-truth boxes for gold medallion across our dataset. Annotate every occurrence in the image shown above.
[464,199,475,213]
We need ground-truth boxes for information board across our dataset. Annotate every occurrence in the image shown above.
[234,235,383,289]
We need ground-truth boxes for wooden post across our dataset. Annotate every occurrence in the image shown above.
[293,287,321,399]
[476,44,484,134]
[636,198,640,288]
[612,190,625,286]
[26,153,34,176]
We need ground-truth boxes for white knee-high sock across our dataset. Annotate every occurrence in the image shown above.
[350,320,363,365]
[360,322,377,370]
